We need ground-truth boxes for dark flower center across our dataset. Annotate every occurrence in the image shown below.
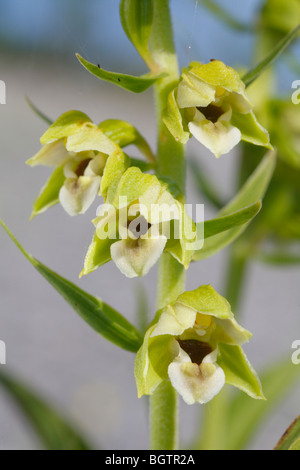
[196,104,224,123]
[178,340,212,365]
[75,158,92,177]
[128,216,151,238]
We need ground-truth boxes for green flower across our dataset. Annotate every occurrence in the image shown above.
[135,285,264,404]
[27,111,119,217]
[163,60,271,158]
[81,167,197,278]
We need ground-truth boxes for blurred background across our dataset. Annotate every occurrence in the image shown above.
[0,0,299,450]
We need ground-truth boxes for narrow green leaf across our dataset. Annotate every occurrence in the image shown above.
[193,151,276,261]
[275,416,300,450]
[76,54,162,93]
[25,96,53,125]
[30,165,65,219]
[189,159,225,209]
[255,251,300,265]
[226,358,300,450]
[203,201,262,239]
[199,0,253,32]
[0,220,143,353]
[242,24,300,87]
[120,0,154,63]
[0,370,91,450]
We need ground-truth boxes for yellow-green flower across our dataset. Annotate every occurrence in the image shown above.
[163,60,271,158]
[81,167,197,278]
[27,111,119,217]
[135,285,264,404]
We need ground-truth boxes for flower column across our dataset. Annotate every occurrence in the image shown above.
[149,0,185,450]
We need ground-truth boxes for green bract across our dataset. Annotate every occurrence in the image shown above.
[163,60,271,158]
[81,167,198,278]
[135,285,264,404]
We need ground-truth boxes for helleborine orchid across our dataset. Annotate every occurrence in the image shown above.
[81,167,198,279]
[163,60,272,158]
[135,285,264,404]
[27,110,120,217]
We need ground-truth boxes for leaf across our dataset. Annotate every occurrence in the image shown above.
[242,24,300,87]
[275,416,300,450]
[189,159,225,209]
[0,220,143,353]
[30,165,65,219]
[76,54,162,93]
[199,0,253,32]
[255,251,300,265]
[193,151,276,261]
[25,96,53,125]
[120,0,154,63]
[203,201,262,239]
[0,370,91,450]
[226,358,300,450]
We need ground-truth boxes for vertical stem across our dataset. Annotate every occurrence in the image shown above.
[149,0,186,450]
[150,380,178,450]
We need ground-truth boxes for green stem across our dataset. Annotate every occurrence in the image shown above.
[150,380,178,450]
[149,0,186,450]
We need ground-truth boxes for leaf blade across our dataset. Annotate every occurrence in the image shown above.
[193,151,276,261]
[242,24,300,87]
[0,370,91,450]
[275,416,300,450]
[203,201,262,239]
[226,358,300,450]
[0,220,143,353]
[76,54,162,93]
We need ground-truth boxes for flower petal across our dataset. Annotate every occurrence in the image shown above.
[168,347,225,405]
[59,176,101,216]
[110,235,167,278]
[176,73,216,108]
[188,117,241,158]
[26,140,72,168]
[231,111,272,149]
[151,303,196,337]
[66,124,117,155]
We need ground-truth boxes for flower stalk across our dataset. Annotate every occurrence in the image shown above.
[150,0,185,450]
